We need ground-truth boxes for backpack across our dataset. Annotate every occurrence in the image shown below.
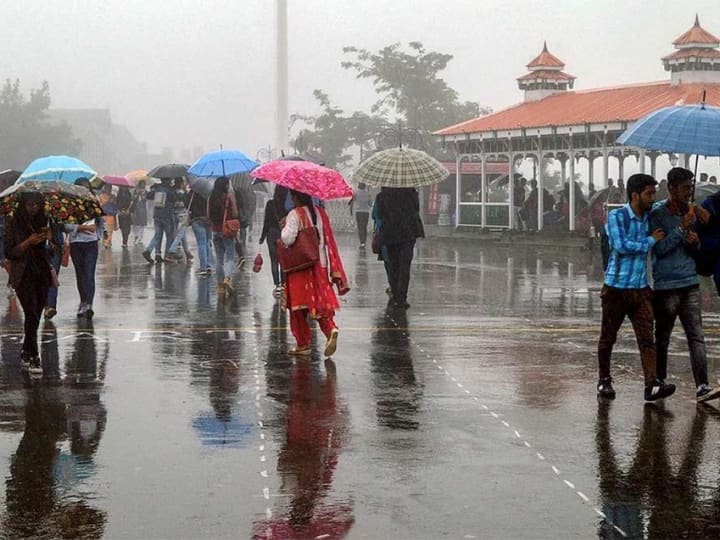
[601,206,631,272]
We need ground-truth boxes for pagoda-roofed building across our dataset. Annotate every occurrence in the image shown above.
[434,16,720,232]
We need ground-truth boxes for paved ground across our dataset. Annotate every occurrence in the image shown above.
[0,233,719,539]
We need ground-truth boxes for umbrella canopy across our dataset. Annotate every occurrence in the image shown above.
[694,182,720,204]
[102,175,133,187]
[251,160,352,200]
[617,103,720,156]
[0,181,103,223]
[147,163,189,180]
[186,175,215,198]
[18,155,97,184]
[230,172,268,193]
[352,147,449,188]
[188,150,258,178]
[0,169,21,189]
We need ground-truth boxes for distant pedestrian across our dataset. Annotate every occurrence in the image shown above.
[4,191,54,376]
[280,190,349,357]
[116,186,132,248]
[596,173,675,402]
[259,186,288,297]
[650,167,720,402]
[371,197,391,298]
[375,187,424,309]
[130,180,148,246]
[350,182,372,248]
[167,178,194,262]
[188,188,213,276]
[208,176,238,295]
[142,177,178,264]
[67,178,103,319]
[98,185,118,249]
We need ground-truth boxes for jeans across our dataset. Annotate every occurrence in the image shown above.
[168,224,189,255]
[212,231,235,281]
[146,216,175,257]
[70,241,98,308]
[386,240,415,305]
[356,212,369,244]
[46,246,62,309]
[597,285,657,384]
[653,285,708,387]
[191,221,212,271]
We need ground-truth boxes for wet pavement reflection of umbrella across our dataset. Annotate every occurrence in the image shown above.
[251,160,352,200]
[192,411,254,447]
[18,155,97,184]
[352,147,448,188]
[147,163,189,180]
[0,181,103,223]
[189,150,258,178]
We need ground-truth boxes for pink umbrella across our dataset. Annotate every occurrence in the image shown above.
[102,175,133,187]
[251,160,352,200]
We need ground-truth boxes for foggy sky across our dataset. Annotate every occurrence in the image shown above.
[2,0,718,162]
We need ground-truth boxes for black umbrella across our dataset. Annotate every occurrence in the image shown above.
[147,163,189,180]
[0,169,21,190]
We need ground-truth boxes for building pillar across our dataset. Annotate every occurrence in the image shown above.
[639,149,646,174]
[275,0,289,154]
[480,152,487,228]
[650,153,657,178]
[569,149,576,232]
[602,149,609,188]
[537,152,544,231]
[588,155,595,193]
[508,151,515,229]
[617,154,625,182]
[683,153,690,168]
[455,149,461,229]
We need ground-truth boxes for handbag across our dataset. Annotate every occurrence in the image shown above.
[61,236,71,267]
[276,207,319,273]
[222,195,240,239]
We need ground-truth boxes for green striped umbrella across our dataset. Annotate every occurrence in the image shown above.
[353,148,449,188]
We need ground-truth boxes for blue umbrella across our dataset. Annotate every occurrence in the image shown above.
[617,103,720,157]
[188,150,258,178]
[18,155,97,184]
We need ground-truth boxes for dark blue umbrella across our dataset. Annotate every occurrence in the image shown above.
[188,150,258,178]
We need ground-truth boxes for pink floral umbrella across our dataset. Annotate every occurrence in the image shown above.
[102,175,133,187]
[250,160,352,200]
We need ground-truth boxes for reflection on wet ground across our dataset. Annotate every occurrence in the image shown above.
[0,236,718,538]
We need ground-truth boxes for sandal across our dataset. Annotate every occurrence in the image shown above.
[288,346,311,356]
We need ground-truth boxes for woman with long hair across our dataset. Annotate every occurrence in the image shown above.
[259,185,289,297]
[207,176,238,295]
[280,190,349,357]
[116,185,132,248]
[4,192,54,375]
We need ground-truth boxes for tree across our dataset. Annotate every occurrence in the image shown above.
[0,79,80,170]
[342,42,489,142]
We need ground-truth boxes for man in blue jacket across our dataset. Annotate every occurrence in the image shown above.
[597,173,675,402]
[650,167,720,402]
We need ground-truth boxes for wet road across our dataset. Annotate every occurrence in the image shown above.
[0,235,719,539]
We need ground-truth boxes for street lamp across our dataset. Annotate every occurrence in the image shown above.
[376,120,425,151]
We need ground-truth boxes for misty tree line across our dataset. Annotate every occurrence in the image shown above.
[292,42,492,169]
[0,79,80,170]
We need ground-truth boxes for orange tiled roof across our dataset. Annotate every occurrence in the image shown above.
[662,47,720,61]
[516,70,576,82]
[434,82,720,136]
[673,15,720,46]
[527,42,565,68]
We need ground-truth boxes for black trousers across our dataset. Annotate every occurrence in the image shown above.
[356,212,369,244]
[16,278,49,356]
[386,240,415,304]
[118,212,132,245]
[266,238,283,286]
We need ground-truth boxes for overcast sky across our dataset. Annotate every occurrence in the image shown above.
[2,0,719,162]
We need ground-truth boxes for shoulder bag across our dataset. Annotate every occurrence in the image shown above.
[276,207,319,273]
[222,195,240,239]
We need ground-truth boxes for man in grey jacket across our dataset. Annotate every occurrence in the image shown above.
[650,167,720,402]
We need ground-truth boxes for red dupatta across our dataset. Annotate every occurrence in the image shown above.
[318,206,350,296]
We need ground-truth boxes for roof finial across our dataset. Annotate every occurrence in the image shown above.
[695,13,700,27]
[542,41,548,52]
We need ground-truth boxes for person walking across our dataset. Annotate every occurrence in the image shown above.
[188,188,213,276]
[259,186,288,297]
[167,178,193,262]
[375,187,424,309]
[208,177,238,295]
[280,190,349,357]
[130,180,148,246]
[116,186,132,248]
[596,173,676,402]
[371,197,392,299]
[650,167,720,403]
[98,184,117,249]
[4,192,54,376]
[66,178,104,319]
[142,177,177,264]
[350,182,372,248]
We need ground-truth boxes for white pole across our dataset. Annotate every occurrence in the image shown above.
[276,0,289,154]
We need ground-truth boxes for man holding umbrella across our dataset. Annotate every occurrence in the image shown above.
[142,177,178,264]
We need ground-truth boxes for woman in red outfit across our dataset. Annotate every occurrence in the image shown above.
[280,190,349,357]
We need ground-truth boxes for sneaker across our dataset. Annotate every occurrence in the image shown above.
[85,307,94,320]
[77,304,88,317]
[162,256,176,264]
[20,352,32,371]
[644,379,676,402]
[28,356,42,377]
[237,257,247,270]
[44,307,57,320]
[324,328,339,357]
[360,243,366,249]
[223,277,234,293]
[205,267,213,274]
[196,269,209,276]
[385,287,393,298]
[142,251,154,264]
[597,377,616,399]
[122,243,128,248]
[697,384,720,403]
